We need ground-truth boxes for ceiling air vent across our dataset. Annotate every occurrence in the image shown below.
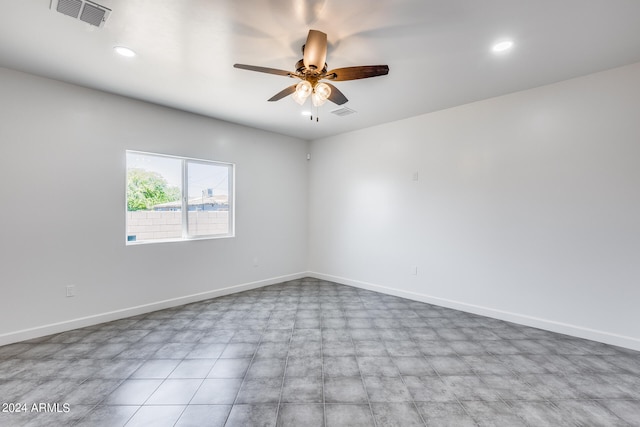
[331,106,356,117]
[51,0,111,27]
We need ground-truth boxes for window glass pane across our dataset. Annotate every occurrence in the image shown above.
[126,150,234,244]
[187,161,231,237]
[126,152,182,243]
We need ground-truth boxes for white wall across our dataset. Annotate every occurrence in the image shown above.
[308,62,640,350]
[2,61,640,350]
[0,67,309,344]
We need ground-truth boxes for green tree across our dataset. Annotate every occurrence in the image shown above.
[127,168,180,211]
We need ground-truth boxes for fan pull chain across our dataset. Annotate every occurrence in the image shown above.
[308,106,320,122]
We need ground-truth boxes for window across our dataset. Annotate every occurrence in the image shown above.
[126,150,234,244]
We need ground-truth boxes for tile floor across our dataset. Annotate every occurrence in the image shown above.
[1,277,639,426]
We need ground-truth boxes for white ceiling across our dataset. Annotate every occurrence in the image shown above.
[2,0,640,140]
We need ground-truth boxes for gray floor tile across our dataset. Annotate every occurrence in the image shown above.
[364,376,413,402]
[190,378,242,404]
[601,400,640,425]
[261,330,292,343]
[246,357,286,378]
[291,328,322,342]
[426,356,474,376]
[63,379,122,405]
[349,328,380,341]
[175,405,232,427]
[357,356,400,377]
[324,376,368,403]
[355,340,388,357]
[479,374,541,401]
[130,359,180,379]
[460,355,512,375]
[370,402,425,426]
[496,354,548,374]
[324,356,360,377]
[225,404,277,427]
[323,341,356,357]
[285,356,322,377]
[440,375,502,402]
[325,404,375,427]
[385,340,422,357]
[145,379,202,405]
[220,343,257,359]
[255,342,290,359]
[281,376,323,403]
[171,330,205,343]
[16,344,65,359]
[186,343,226,359]
[393,356,436,376]
[0,379,42,401]
[322,318,349,329]
[78,405,139,427]
[0,343,35,358]
[565,373,634,399]
[449,340,488,356]
[606,355,640,375]
[235,378,283,404]
[417,401,477,427]
[508,401,576,426]
[462,400,527,426]
[288,340,322,358]
[17,379,81,403]
[169,358,216,378]
[480,340,521,356]
[2,278,639,427]
[115,343,163,360]
[153,342,195,359]
[277,403,324,427]
[520,373,584,399]
[104,379,163,405]
[403,376,458,402]
[208,358,251,379]
[348,318,376,329]
[322,327,352,342]
[554,399,628,427]
[125,405,185,427]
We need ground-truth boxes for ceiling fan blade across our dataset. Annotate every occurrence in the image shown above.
[303,30,327,71]
[324,83,348,105]
[325,65,389,81]
[268,85,297,102]
[234,64,293,77]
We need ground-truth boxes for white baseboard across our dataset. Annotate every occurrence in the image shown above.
[0,272,307,347]
[308,271,640,352]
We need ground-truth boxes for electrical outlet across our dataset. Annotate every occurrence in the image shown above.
[253,257,259,267]
[410,266,418,276]
[66,285,75,297]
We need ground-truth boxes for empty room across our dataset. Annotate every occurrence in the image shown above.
[1,1,640,426]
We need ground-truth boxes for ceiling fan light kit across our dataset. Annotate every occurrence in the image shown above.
[234,29,389,112]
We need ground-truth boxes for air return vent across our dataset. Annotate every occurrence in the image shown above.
[330,106,356,117]
[51,0,111,27]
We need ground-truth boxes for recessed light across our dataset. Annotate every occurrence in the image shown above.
[492,40,514,53]
[114,46,136,57]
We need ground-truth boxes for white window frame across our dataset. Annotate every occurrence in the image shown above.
[126,150,235,245]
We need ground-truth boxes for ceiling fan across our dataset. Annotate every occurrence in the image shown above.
[234,29,389,108]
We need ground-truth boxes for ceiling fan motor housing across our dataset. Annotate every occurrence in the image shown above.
[233,29,389,106]
[295,59,327,76]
